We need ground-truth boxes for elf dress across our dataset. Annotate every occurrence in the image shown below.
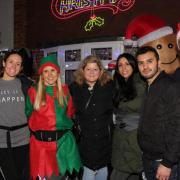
[25,85,82,180]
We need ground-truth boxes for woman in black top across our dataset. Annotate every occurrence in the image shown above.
[70,55,114,180]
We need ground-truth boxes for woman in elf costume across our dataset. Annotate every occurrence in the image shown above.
[25,55,82,180]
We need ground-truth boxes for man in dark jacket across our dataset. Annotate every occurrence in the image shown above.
[172,66,180,81]
[136,46,180,180]
[172,64,180,180]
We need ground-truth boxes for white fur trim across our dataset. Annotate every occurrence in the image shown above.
[124,39,134,46]
[132,41,138,47]
[138,26,173,47]
[177,31,180,49]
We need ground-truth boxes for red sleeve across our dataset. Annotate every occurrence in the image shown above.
[28,86,36,104]
[67,95,75,118]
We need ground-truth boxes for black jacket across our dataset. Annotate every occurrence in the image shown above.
[172,67,180,83]
[138,72,180,168]
[69,80,114,170]
[19,74,33,96]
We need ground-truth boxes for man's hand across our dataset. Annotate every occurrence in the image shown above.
[156,164,171,180]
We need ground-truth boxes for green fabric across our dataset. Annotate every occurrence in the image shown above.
[39,55,59,68]
[46,86,82,176]
[118,74,146,113]
[56,131,82,176]
[112,75,145,173]
[111,128,142,173]
[25,94,34,118]
[44,173,65,180]
[110,169,140,180]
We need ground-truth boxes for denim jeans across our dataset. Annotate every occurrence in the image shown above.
[143,156,177,180]
[82,166,108,180]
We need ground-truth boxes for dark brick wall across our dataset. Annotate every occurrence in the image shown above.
[14,0,28,48]
[14,0,180,49]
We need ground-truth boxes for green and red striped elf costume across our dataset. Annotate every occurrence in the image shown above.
[25,55,82,179]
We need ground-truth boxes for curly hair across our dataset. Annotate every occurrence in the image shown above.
[74,55,112,86]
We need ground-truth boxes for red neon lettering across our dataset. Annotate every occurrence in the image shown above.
[51,0,135,19]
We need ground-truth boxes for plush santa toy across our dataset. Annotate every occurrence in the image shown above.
[124,14,179,74]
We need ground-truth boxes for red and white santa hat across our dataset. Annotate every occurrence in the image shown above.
[177,23,180,49]
[124,14,173,47]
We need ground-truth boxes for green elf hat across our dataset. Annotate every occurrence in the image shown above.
[38,55,60,74]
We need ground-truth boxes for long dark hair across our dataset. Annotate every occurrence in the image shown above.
[113,53,137,108]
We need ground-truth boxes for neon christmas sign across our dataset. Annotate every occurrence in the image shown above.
[51,0,135,31]
[51,0,135,19]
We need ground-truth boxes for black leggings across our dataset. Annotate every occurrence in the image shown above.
[0,144,29,180]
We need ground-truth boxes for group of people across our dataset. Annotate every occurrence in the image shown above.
[0,45,180,180]
[112,46,180,180]
[0,51,82,180]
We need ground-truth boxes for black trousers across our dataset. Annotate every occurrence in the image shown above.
[177,161,180,180]
[0,144,29,180]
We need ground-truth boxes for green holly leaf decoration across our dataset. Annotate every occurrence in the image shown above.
[84,15,104,31]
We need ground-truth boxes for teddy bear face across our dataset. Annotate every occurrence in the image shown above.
[143,34,179,74]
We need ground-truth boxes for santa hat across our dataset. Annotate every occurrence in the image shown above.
[38,55,60,74]
[177,23,180,49]
[124,14,173,47]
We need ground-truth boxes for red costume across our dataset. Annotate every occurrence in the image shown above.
[25,55,82,179]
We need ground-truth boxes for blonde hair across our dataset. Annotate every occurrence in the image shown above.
[74,55,112,86]
[34,74,66,110]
